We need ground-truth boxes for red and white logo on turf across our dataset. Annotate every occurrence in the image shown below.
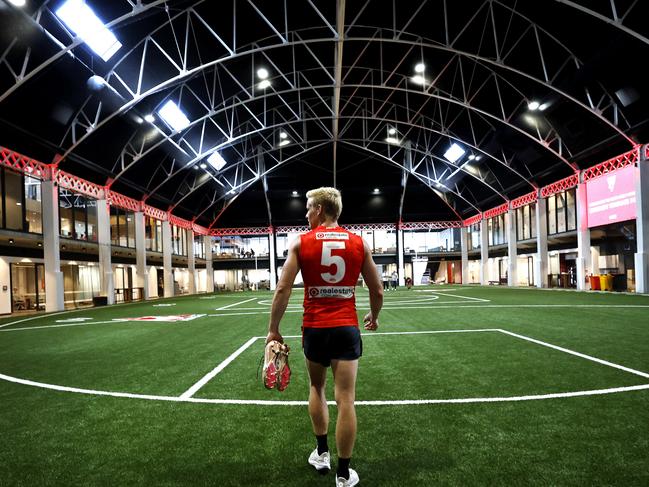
[113,314,206,322]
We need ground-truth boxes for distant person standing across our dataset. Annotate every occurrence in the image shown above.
[266,187,383,486]
[390,270,398,290]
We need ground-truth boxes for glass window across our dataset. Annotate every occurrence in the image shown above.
[60,189,74,238]
[73,195,87,240]
[566,189,577,231]
[86,199,98,241]
[118,213,128,247]
[556,192,566,233]
[530,203,537,238]
[547,195,557,234]
[110,208,119,245]
[127,214,135,248]
[5,170,23,230]
[24,176,42,233]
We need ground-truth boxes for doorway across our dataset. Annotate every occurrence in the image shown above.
[10,263,46,312]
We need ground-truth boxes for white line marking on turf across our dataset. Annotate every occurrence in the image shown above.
[215,297,258,310]
[427,291,490,302]
[3,329,649,406]
[1,372,647,406]
[179,336,259,399]
[497,329,649,379]
[0,321,118,332]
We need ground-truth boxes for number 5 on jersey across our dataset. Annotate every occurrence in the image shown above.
[320,241,346,283]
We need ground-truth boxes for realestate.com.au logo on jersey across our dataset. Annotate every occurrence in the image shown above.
[308,286,355,298]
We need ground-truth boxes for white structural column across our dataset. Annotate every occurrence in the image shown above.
[204,235,214,293]
[635,152,649,293]
[96,198,114,304]
[480,218,489,285]
[162,221,174,297]
[187,229,196,294]
[507,209,518,286]
[535,195,548,288]
[41,180,64,311]
[460,226,469,284]
[397,227,405,286]
[269,229,277,291]
[134,211,149,300]
[576,178,591,290]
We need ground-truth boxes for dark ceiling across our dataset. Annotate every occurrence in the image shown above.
[0,0,647,228]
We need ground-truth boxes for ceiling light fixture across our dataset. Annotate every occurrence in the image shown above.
[385,137,400,145]
[207,152,227,171]
[278,139,291,147]
[414,63,425,73]
[444,143,465,163]
[388,127,396,135]
[55,0,122,61]
[257,68,269,79]
[528,101,540,111]
[158,100,190,131]
[279,131,288,139]
[410,75,426,85]
[258,79,271,90]
[292,190,299,196]
[200,163,207,169]
[9,0,27,7]
[468,154,476,160]
[144,114,155,123]
[373,188,380,194]
[538,102,549,111]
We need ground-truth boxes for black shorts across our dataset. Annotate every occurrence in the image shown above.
[302,326,363,367]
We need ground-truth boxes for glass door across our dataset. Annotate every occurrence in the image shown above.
[11,263,45,312]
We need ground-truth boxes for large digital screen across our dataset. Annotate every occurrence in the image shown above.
[586,165,636,228]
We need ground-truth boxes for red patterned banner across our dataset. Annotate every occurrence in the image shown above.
[510,191,538,209]
[541,174,579,198]
[0,146,50,179]
[483,202,510,220]
[56,170,105,199]
[169,214,193,230]
[400,221,462,230]
[463,213,482,227]
[582,146,639,182]
[106,190,142,212]
[212,226,273,236]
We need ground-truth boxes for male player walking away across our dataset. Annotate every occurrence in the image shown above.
[266,187,383,487]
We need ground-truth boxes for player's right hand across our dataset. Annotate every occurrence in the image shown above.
[363,312,378,331]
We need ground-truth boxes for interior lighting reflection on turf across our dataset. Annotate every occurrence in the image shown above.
[158,100,190,131]
[55,0,122,61]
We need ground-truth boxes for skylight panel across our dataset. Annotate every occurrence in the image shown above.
[55,0,122,62]
[444,143,465,163]
[158,100,190,131]
[207,152,227,171]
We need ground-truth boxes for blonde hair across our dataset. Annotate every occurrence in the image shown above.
[306,187,342,220]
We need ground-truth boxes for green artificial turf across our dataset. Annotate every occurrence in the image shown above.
[1,286,648,485]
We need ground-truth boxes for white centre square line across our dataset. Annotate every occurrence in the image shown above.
[179,336,260,399]
[497,329,649,379]
[215,297,258,310]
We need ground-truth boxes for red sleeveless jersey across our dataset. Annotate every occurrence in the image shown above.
[299,226,365,328]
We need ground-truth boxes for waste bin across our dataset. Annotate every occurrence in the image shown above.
[612,274,627,292]
[559,273,569,288]
[92,296,108,306]
[600,274,613,291]
[589,275,600,290]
